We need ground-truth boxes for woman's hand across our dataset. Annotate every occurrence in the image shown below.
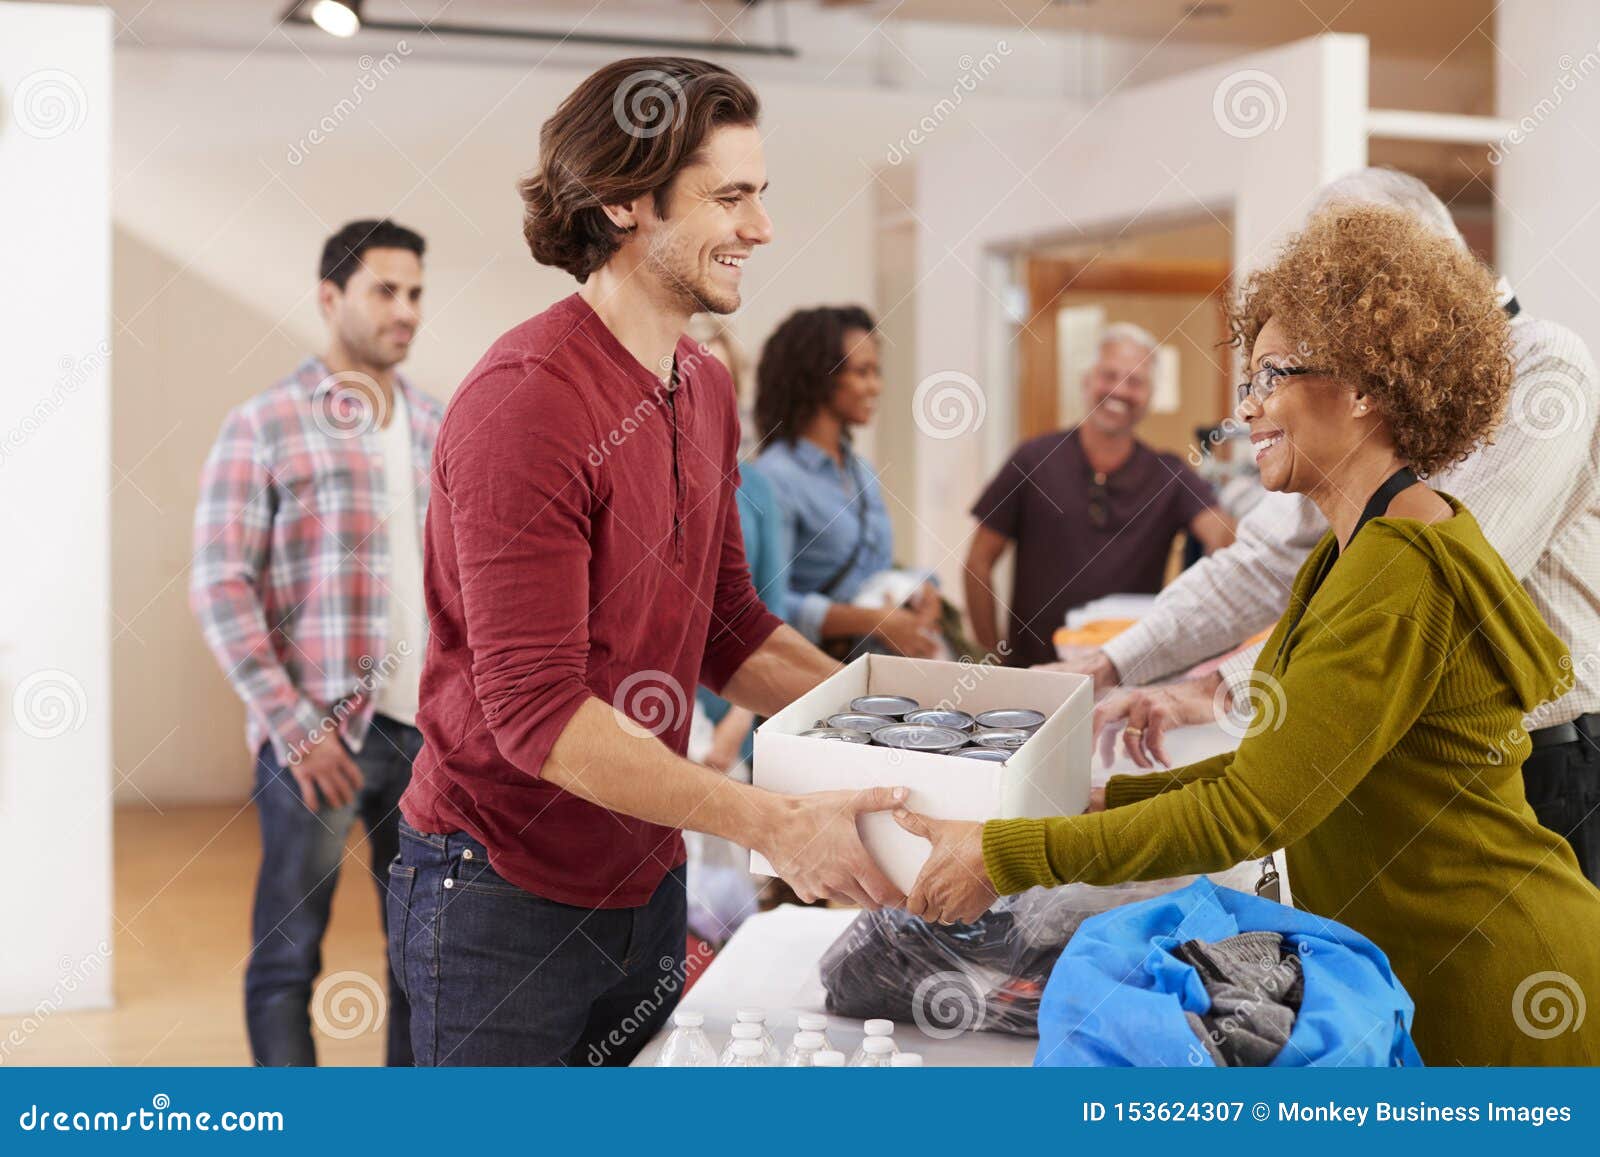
[1093,672,1222,768]
[872,605,939,658]
[893,810,998,924]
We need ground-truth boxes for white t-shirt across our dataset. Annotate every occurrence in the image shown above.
[372,390,426,726]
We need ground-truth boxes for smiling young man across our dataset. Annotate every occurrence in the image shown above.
[391,57,905,1067]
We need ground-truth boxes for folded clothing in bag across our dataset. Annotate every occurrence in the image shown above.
[818,864,1265,1037]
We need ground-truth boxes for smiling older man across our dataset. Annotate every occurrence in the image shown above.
[963,322,1235,667]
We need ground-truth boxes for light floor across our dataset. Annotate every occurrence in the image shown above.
[1,806,393,1066]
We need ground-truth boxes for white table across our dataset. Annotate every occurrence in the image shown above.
[632,905,1039,1067]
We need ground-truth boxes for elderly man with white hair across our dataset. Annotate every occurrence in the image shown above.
[1063,166,1600,886]
[964,321,1235,668]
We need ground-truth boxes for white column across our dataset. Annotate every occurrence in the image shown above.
[0,1,115,1014]
[1496,1,1600,353]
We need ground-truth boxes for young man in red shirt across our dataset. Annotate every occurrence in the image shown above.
[391,57,905,1066]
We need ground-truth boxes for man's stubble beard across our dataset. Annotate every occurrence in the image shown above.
[646,233,739,316]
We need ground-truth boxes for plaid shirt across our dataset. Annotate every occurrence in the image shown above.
[190,356,443,764]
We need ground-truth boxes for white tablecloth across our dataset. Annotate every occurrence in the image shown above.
[632,905,1039,1067]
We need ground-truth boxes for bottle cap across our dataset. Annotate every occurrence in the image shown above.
[735,1008,766,1024]
[672,1010,704,1028]
[730,1023,763,1039]
[863,1036,895,1054]
[812,1050,846,1067]
[732,1039,764,1058]
[890,1052,924,1067]
[792,1031,825,1051]
[863,1018,894,1036]
[796,1012,828,1032]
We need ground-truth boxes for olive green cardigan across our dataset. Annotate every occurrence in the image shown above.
[985,498,1600,1064]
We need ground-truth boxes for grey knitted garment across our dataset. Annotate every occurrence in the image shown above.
[1175,931,1304,1066]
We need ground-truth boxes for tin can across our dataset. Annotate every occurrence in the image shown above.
[952,746,1009,763]
[849,695,920,719]
[968,726,1030,751]
[799,727,872,743]
[826,712,895,732]
[974,708,1047,733]
[869,724,968,754]
[904,708,975,732]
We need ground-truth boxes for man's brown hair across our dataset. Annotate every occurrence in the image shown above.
[519,57,761,282]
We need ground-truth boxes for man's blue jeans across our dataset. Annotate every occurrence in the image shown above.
[245,714,421,1066]
[389,820,687,1066]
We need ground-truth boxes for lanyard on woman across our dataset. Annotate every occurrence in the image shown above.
[1346,465,1419,551]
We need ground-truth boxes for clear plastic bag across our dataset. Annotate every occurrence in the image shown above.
[818,861,1267,1037]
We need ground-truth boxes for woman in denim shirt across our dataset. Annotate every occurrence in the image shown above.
[754,305,939,660]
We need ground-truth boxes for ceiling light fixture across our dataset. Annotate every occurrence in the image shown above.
[308,0,361,39]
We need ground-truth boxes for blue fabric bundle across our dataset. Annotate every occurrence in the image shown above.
[1034,877,1423,1067]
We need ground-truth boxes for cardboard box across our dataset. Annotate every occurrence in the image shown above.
[749,654,1094,895]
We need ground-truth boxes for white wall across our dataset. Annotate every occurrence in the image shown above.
[0,1,114,1013]
[909,35,1371,589]
[1495,1,1600,358]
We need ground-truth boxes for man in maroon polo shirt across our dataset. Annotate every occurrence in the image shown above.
[389,57,906,1066]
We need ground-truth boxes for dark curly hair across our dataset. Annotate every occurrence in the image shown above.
[518,57,759,282]
[754,305,877,446]
[1228,204,1513,476]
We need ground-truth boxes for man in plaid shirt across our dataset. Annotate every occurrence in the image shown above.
[190,220,442,1066]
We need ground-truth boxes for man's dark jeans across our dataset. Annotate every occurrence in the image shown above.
[1523,728,1600,888]
[389,820,687,1066]
[245,713,422,1066]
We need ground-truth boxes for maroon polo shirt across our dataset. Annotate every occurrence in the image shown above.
[401,294,783,908]
[971,428,1217,668]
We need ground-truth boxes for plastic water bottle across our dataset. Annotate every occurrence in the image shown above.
[847,1018,900,1065]
[890,1052,925,1067]
[796,1012,833,1053]
[722,1039,766,1068]
[655,1009,718,1067]
[850,1036,896,1067]
[735,1007,780,1064]
[812,1049,847,1068]
[784,1030,827,1067]
[719,1022,770,1066]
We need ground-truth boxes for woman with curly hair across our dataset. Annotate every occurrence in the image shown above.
[893,205,1600,1065]
[754,305,942,658]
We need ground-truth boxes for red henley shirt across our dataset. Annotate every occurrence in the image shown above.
[401,294,783,907]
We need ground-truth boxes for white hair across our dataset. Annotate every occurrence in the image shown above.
[1309,167,1467,249]
[1099,321,1159,357]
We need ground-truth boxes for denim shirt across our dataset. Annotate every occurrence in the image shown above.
[755,437,894,643]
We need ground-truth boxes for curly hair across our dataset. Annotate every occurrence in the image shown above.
[519,57,759,282]
[754,305,876,446]
[1228,203,1513,476]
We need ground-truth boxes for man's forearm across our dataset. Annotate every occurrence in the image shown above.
[720,623,841,716]
[542,696,780,846]
[964,565,1001,656]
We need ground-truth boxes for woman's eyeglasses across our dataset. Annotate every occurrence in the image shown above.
[1236,364,1322,406]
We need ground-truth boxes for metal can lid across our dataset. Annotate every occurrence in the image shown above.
[952,746,1009,763]
[968,726,1030,750]
[849,695,920,718]
[904,708,975,731]
[974,708,1047,731]
[870,724,968,752]
[799,727,872,743]
[826,712,895,731]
